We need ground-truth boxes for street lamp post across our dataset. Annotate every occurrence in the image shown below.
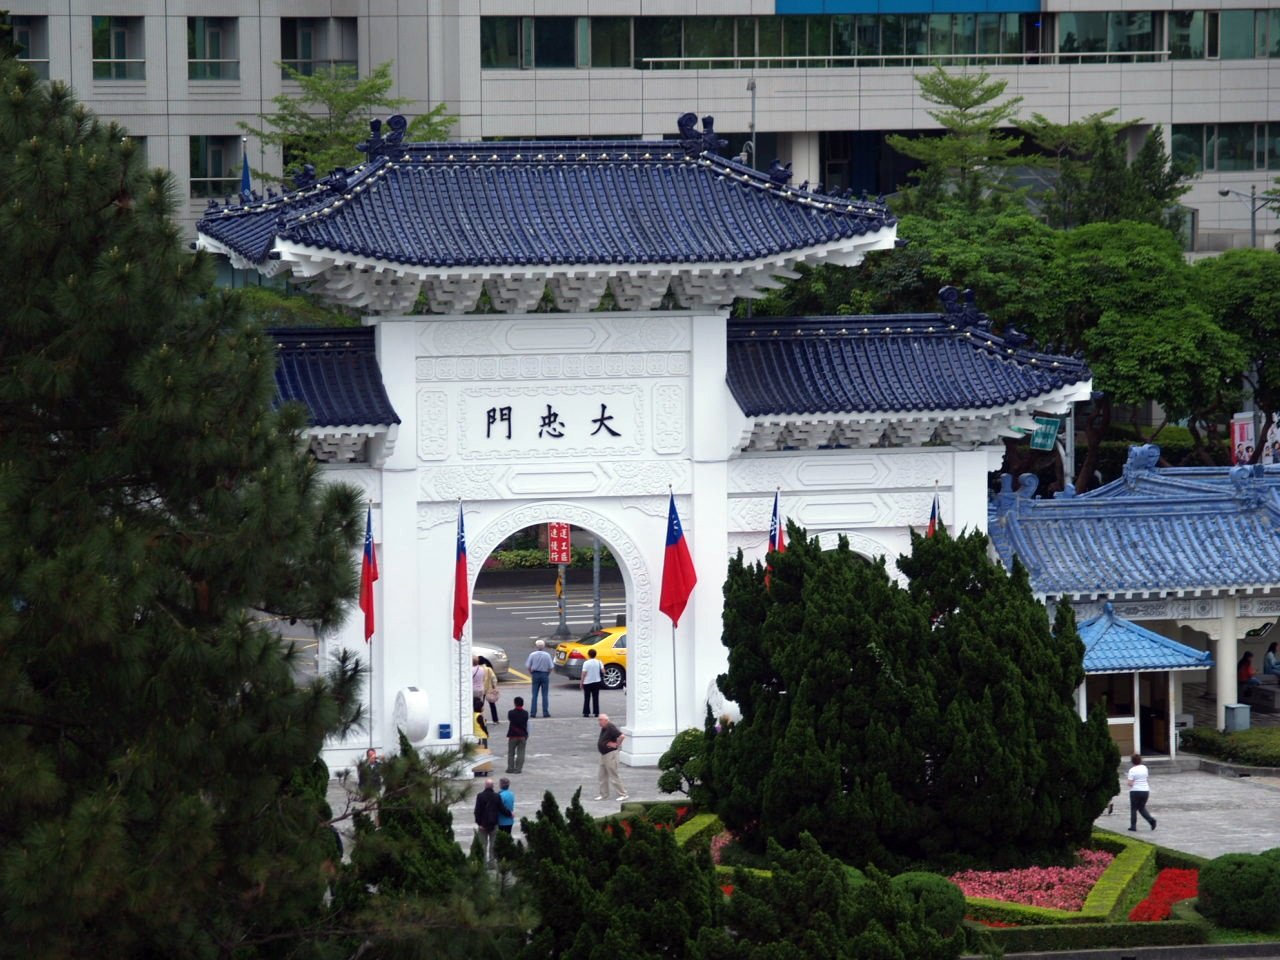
[746,78,757,172]
[1218,184,1266,248]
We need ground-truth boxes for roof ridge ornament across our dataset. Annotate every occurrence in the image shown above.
[768,159,792,185]
[938,286,991,331]
[1123,444,1162,487]
[677,113,728,157]
[358,114,408,158]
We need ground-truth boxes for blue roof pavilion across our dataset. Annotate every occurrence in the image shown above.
[196,114,897,313]
[1079,602,1214,673]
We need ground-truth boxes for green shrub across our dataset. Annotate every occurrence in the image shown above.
[1181,727,1280,767]
[892,872,966,938]
[673,812,723,852]
[1198,852,1280,932]
[645,802,678,826]
[980,920,1207,952]
[657,727,708,800]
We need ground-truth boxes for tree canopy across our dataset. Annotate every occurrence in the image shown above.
[703,526,1118,873]
[0,55,369,956]
[239,61,454,186]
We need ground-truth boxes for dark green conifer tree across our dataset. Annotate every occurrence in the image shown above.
[706,526,1117,872]
[0,56,369,956]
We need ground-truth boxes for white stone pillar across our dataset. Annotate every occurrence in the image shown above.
[952,449,993,535]
[1216,594,1238,730]
[780,131,821,189]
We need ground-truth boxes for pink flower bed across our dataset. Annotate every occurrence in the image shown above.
[949,849,1115,912]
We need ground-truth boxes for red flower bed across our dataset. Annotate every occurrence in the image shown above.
[1128,868,1198,922]
[949,850,1114,912]
[720,884,735,897]
[966,916,1018,928]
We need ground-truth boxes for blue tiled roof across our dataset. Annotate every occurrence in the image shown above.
[269,327,400,428]
[197,118,893,270]
[990,444,1280,597]
[1079,602,1213,672]
[726,297,1090,416]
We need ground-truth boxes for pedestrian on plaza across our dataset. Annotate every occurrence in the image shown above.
[473,778,505,860]
[526,639,554,718]
[471,655,487,706]
[1239,650,1262,689]
[473,698,489,748]
[480,656,501,724]
[1126,753,1156,831]
[1263,641,1280,677]
[497,777,516,835]
[594,713,628,802]
[580,647,604,717]
[506,695,530,773]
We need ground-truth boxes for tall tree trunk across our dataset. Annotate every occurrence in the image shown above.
[1074,395,1111,493]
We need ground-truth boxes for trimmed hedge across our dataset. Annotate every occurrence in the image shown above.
[976,919,1208,952]
[1181,727,1280,768]
[674,812,723,851]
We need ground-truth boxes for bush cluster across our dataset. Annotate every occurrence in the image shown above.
[1197,849,1280,932]
[1179,726,1280,767]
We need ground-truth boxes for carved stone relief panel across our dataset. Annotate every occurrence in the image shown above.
[652,383,686,454]
[416,389,448,460]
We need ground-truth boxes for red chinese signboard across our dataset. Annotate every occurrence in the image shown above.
[548,522,571,564]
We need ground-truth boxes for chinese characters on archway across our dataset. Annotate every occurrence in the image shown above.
[485,403,622,441]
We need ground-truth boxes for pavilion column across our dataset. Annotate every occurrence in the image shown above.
[1216,593,1239,730]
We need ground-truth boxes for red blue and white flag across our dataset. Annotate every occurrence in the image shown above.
[452,502,469,641]
[359,505,378,642]
[660,493,697,628]
[766,490,786,588]
[927,491,940,538]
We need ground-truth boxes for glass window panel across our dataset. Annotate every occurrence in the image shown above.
[1207,11,1220,58]
[1170,11,1205,59]
[976,13,1001,58]
[1256,10,1269,58]
[882,15,905,60]
[576,17,590,68]
[590,18,630,67]
[1058,12,1107,57]
[534,17,575,68]
[736,17,756,63]
[999,13,1022,55]
[1215,122,1254,171]
[1108,12,1155,62]
[856,15,881,60]
[928,14,952,58]
[757,18,782,65]
[1266,123,1280,170]
[782,16,807,64]
[832,15,854,58]
[481,17,521,68]
[810,17,831,62]
[903,16,929,58]
[684,16,735,68]
[634,17,681,68]
[1271,10,1280,56]
[1170,123,1204,173]
[953,14,977,57]
[1219,10,1253,60]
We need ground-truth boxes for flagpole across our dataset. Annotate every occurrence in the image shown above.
[368,499,375,750]
[670,485,679,734]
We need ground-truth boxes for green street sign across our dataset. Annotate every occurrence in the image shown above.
[1030,416,1061,451]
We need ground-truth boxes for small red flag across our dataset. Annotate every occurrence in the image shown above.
[927,492,940,538]
[660,493,697,627]
[359,505,378,642]
[766,490,786,589]
[452,502,469,641]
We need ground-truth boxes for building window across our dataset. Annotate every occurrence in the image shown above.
[480,17,521,68]
[1058,12,1107,60]
[92,15,145,80]
[189,135,241,199]
[634,17,681,68]
[590,18,631,68]
[684,16,735,68]
[1219,9,1255,60]
[1170,11,1206,59]
[533,17,576,68]
[1215,122,1255,171]
[1174,122,1274,173]
[188,17,239,80]
[1260,123,1280,170]
[5,15,49,78]
[281,17,357,78]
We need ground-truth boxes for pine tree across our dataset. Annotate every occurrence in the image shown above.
[706,526,1117,872]
[0,57,369,956]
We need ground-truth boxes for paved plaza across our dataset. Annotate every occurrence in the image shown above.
[329,727,1280,862]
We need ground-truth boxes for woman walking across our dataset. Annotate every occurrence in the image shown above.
[1126,753,1156,831]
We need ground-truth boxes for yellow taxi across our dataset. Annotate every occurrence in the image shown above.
[553,626,627,689]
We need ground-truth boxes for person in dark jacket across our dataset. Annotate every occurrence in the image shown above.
[506,696,530,773]
[474,778,505,861]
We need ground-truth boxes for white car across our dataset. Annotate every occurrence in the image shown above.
[473,642,510,679]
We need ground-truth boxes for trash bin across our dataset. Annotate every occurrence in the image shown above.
[438,722,453,740]
[1225,703,1250,733]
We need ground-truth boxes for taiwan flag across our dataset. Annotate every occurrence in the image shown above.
[766,490,786,589]
[452,502,469,641]
[660,493,697,628]
[927,492,940,538]
[359,505,378,642]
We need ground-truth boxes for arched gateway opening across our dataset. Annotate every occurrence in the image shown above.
[466,502,652,734]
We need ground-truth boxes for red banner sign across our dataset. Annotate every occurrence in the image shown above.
[548,522,571,565]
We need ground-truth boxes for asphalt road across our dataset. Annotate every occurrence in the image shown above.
[475,580,629,723]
